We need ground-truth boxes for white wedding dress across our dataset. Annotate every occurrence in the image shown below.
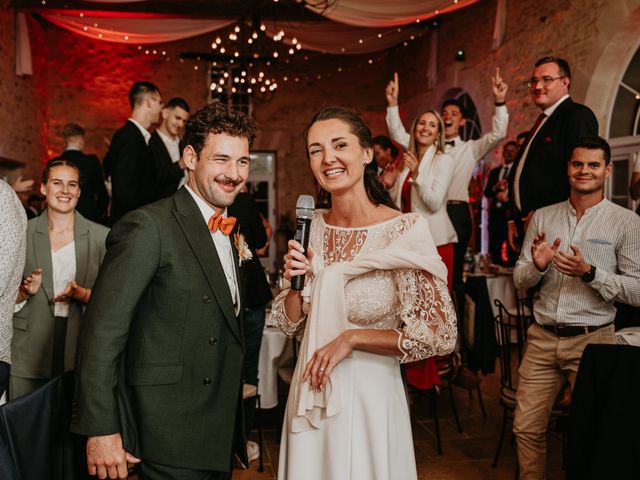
[273,213,457,480]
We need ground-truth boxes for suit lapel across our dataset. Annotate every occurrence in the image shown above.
[172,189,241,342]
[34,211,55,313]
[74,213,90,287]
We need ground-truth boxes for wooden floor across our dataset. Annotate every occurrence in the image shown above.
[234,370,565,480]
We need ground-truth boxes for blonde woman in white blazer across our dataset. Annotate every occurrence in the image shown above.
[385,73,457,288]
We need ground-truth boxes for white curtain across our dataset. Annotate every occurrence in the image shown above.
[264,21,425,54]
[41,13,233,44]
[492,0,507,50]
[15,12,32,76]
[306,0,479,27]
[426,29,438,89]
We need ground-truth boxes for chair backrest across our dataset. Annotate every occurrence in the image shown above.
[493,299,530,393]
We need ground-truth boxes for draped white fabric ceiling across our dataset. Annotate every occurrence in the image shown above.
[37,0,478,53]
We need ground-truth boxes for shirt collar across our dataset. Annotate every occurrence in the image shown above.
[565,196,608,216]
[157,128,179,145]
[543,94,570,117]
[64,147,80,151]
[127,118,151,145]
[184,185,227,224]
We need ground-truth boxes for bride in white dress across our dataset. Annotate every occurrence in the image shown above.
[273,107,457,480]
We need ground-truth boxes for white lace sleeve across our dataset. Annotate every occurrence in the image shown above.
[271,288,308,337]
[394,269,457,363]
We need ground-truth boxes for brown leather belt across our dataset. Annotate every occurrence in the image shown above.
[540,322,613,338]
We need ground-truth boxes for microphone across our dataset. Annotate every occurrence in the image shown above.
[291,194,315,291]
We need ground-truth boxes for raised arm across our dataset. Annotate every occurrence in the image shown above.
[385,73,411,149]
[469,67,509,159]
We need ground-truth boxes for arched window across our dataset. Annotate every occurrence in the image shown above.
[607,43,640,210]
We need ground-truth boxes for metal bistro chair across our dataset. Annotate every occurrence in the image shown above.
[492,298,531,468]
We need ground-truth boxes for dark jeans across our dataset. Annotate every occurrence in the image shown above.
[447,202,472,293]
[0,361,9,399]
[243,305,266,436]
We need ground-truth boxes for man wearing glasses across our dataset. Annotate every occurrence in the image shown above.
[104,81,163,224]
[507,57,598,250]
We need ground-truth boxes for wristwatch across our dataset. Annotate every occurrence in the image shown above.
[581,264,596,283]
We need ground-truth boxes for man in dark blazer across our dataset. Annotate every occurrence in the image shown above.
[71,103,257,479]
[484,140,517,265]
[49,123,109,224]
[507,56,598,249]
[149,97,190,200]
[104,81,162,224]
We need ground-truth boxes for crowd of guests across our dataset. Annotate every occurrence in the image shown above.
[0,54,638,480]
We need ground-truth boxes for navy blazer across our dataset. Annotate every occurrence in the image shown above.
[508,98,598,217]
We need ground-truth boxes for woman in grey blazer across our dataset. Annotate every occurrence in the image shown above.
[10,159,108,400]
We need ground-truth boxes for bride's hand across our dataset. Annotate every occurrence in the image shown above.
[282,240,313,283]
[303,331,354,391]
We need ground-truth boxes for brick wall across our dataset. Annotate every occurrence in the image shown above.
[1,0,638,216]
[0,2,48,182]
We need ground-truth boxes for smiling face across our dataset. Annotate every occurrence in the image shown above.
[441,104,465,140]
[307,118,372,197]
[373,144,393,168]
[162,106,189,138]
[568,147,611,195]
[40,165,81,214]
[413,112,440,149]
[530,61,570,110]
[184,132,250,212]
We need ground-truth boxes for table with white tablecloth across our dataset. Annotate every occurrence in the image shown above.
[257,326,292,409]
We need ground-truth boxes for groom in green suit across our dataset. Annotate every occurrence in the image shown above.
[71,102,257,479]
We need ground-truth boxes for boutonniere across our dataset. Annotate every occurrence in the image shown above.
[233,231,253,266]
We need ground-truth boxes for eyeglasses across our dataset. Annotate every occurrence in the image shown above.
[525,76,566,88]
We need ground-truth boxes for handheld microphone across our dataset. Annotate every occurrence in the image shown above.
[291,195,315,291]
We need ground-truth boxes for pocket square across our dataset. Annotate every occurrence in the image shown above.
[587,238,612,245]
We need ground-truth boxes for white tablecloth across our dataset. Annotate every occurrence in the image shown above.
[257,326,291,409]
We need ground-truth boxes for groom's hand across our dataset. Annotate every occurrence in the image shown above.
[86,433,140,479]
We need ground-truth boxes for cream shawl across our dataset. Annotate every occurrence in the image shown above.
[290,214,448,432]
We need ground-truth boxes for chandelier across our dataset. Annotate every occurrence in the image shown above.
[181,16,303,103]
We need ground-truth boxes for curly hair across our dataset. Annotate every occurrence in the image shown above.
[181,102,257,155]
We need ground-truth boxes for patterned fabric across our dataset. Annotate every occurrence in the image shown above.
[0,181,27,364]
[272,212,457,363]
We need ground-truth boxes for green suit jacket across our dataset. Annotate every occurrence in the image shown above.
[71,188,245,472]
[11,210,108,378]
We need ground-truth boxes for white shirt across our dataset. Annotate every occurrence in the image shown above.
[499,163,512,181]
[514,198,640,326]
[513,95,570,211]
[442,105,509,201]
[52,241,76,318]
[185,185,239,314]
[157,129,187,188]
[156,129,180,163]
[127,118,151,145]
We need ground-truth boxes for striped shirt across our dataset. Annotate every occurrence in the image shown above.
[513,198,640,326]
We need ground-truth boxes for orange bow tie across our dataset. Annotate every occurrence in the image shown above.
[208,212,237,236]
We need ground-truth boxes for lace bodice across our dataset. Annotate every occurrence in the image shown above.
[272,212,457,362]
